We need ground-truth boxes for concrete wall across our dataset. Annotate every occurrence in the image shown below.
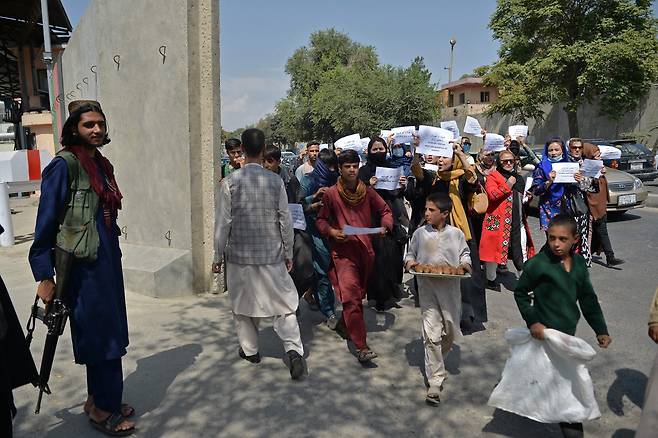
[442,85,658,151]
[61,0,220,295]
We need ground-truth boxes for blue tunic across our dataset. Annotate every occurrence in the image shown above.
[28,157,129,365]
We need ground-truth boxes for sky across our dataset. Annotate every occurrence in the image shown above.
[61,0,658,131]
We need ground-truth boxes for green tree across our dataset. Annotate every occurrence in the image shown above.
[485,0,658,136]
[275,29,438,142]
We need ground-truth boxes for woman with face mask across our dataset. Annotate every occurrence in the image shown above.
[532,138,571,231]
[480,150,536,291]
[358,137,409,311]
[409,140,488,327]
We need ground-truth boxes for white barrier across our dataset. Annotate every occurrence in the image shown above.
[0,150,53,247]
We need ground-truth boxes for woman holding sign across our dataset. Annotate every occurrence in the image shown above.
[409,139,487,327]
[480,150,536,291]
[532,138,577,231]
[358,137,408,311]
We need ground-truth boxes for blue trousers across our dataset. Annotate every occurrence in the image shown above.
[311,234,335,318]
[86,358,123,413]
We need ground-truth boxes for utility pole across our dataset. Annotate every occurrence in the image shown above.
[40,0,54,113]
[448,38,456,83]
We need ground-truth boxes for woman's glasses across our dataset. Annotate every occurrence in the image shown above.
[500,159,515,164]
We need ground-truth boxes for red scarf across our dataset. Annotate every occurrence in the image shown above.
[64,145,123,227]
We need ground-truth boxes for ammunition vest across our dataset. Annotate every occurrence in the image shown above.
[55,150,100,261]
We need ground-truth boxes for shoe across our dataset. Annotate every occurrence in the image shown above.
[302,290,320,311]
[238,347,261,364]
[485,280,501,292]
[606,257,625,268]
[326,314,339,330]
[287,350,305,380]
[425,388,441,406]
[496,264,508,274]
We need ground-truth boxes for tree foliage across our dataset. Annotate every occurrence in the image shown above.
[273,29,439,142]
[484,0,658,136]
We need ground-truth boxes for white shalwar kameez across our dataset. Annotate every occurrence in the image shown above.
[215,174,303,356]
[405,224,471,389]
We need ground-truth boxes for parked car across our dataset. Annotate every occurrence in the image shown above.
[584,139,658,182]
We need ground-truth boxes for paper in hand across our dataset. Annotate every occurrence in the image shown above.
[288,204,307,230]
[374,166,402,190]
[463,116,483,136]
[484,133,506,152]
[343,225,385,236]
[416,125,453,157]
[552,162,580,184]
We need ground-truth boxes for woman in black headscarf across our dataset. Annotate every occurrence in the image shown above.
[358,136,409,311]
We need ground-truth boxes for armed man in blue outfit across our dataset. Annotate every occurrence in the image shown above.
[28,100,135,437]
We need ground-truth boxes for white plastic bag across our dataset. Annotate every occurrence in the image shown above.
[488,327,601,423]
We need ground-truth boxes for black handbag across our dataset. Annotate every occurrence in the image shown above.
[563,190,588,217]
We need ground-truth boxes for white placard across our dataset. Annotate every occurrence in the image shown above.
[288,204,306,230]
[391,126,416,144]
[484,133,507,152]
[508,125,529,139]
[334,134,362,151]
[581,159,603,178]
[552,162,580,183]
[319,143,329,150]
[463,116,483,136]
[598,145,621,160]
[374,166,403,190]
[380,130,393,141]
[360,137,371,150]
[343,225,384,236]
[416,125,453,157]
[440,121,460,140]
[423,163,439,172]
[522,176,533,203]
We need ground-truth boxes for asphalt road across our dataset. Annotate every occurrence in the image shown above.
[3,199,657,437]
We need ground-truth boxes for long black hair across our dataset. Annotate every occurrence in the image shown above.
[60,102,111,147]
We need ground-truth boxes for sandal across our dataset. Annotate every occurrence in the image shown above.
[89,413,135,436]
[85,402,135,418]
[425,391,441,406]
[357,348,378,363]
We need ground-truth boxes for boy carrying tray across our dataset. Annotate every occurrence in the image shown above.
[404,192,472,406]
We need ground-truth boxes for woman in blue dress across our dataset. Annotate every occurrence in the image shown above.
[532,138,571,231]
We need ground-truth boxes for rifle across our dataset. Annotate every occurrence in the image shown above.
[25,246,74,414]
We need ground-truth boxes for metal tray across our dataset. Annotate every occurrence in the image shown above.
[409,269,471,279]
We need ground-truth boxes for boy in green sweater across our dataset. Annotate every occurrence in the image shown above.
[514,214,611,438]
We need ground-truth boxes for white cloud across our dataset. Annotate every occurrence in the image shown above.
[220,74,289,130]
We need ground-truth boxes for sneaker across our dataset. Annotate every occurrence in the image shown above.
[287,350,305,380]
[357,347,378,363]
[326,314,339,330]
[485,280,501,292]
[238,347,261,364]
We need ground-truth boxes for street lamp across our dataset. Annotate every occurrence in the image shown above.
[448,38,456,84]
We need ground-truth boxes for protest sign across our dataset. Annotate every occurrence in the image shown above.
[391,126,416,144]
[440,120,460,140]
[423,163,439,173]
[343,225,384,236]
[416,125,453,157]
[374,166,403,191]
[288,204,306,231]
[319,143,329,150]
[508,125,529,139]
[484,133,506,152]
[581,159,604,178]
[463,116,483,136]
[360,137,371,150]
[334,134,362,151]
[380,130,393,141]
[552,162,580,183]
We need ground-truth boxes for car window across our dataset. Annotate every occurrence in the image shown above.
[610,142,651,155]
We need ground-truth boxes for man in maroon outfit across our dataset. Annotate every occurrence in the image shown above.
[316,149,393,363]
